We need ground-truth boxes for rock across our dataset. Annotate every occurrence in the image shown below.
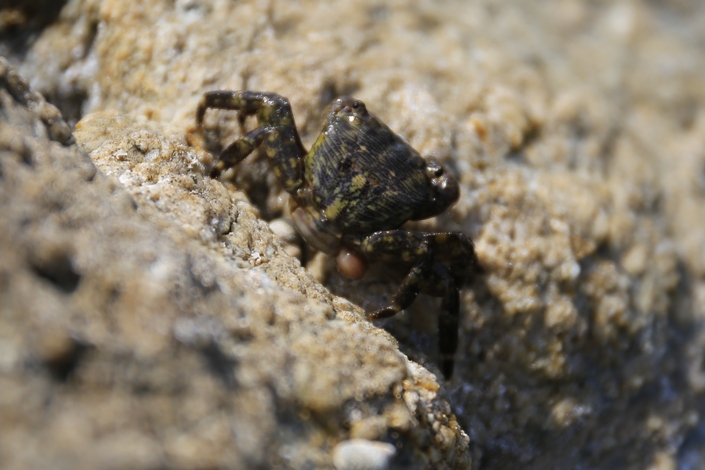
[3,0,705,468]
[0,59,470,469]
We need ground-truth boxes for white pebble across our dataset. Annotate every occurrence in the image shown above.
[333,439,396,470]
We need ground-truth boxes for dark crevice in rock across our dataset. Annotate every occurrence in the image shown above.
[200,342,238,390]
[0,0,68,59]
[42,87,89,129]
[0,1,96,127]
[30,251,82,294]
[44,339,89,382]
[678,420,705,470]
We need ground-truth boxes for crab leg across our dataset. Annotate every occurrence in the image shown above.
[425,263,460,379]
[210,126,272,178]
[197,90,306,194]
[361,230,432,320]
[360,230,464,378]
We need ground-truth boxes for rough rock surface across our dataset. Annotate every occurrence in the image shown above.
[0,59,469,469]
[2,0,705,469]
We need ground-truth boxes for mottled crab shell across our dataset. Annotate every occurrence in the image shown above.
[304,101,434,234]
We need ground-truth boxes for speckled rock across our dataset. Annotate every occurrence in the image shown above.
[0,59,470,469]
[3,0,705,468]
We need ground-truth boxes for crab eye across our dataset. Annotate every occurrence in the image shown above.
[425,160,445,180]
[352,101,361,109]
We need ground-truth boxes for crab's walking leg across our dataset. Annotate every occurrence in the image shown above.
[431,232,479,270]
[210,126,272,178]
[361,230,467,378]
[421,232,475,378]
[361,231,432,320]
[197,90,306,194]
[425,263,460,379]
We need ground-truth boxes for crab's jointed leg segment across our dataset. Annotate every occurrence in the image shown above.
[429,232,478,265]
[360,230,466,378]
[425,263,460,379]
[362,230,432,320]
[197,90,306,194]
[210,126,272,178]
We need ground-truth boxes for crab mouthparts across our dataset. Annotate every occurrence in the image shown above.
[290,205,342,256]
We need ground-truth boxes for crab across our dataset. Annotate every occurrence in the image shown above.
[197,90,479,378]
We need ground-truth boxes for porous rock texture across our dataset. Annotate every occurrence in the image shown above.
[0,58,468,469]
[2,1,705,469]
